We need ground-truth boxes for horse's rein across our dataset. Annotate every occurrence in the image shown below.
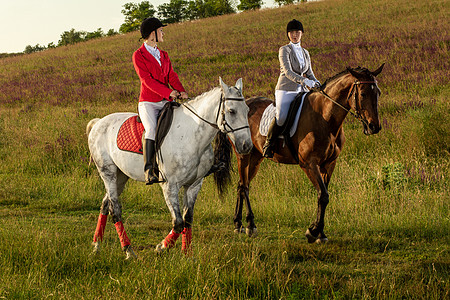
[181,94,249,134]
[319,80,377,127]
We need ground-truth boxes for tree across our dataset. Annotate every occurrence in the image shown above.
[237,0,263,10]
[85,28,104,41]
[24,44,46,54]
[187,0,235,19]
[209,0,235,16]
[158,0,189,24]
[120,1,156,33]
[274,0,296,5]
[106,29,118,36]
[58,29,86,46]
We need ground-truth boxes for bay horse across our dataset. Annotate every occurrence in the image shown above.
[221,64,384,243]
[87,78,252,259]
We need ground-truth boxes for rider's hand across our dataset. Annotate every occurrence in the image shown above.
[304,79,316,89]
[170,90,180,100]
[180,92,188,100]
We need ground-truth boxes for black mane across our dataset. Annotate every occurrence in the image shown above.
[312,66,374,92]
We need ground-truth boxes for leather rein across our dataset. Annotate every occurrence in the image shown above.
[181,94,249,134]
[319,80,378,128]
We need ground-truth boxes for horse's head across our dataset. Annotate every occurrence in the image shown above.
[218,77,253,154]
[347,63,384,135]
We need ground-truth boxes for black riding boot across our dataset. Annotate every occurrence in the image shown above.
[262,118,283,158]
[143,139,159,185]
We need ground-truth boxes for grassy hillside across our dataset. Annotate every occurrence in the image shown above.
[0,0,449,298]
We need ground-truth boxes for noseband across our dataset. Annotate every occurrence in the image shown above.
[182,93,249,134]
[320,80,378,127]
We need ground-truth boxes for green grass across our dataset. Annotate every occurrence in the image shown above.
[0,0,449,298]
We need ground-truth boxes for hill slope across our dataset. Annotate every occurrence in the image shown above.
[0,0,448,106]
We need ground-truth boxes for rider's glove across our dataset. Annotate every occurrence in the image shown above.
[304,79,316,89]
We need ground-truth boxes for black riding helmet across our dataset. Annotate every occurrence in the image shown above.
[286,19,304,38]
[140,17,166,42]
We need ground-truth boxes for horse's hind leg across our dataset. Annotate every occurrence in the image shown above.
[92,194,110,253]
[95,164,134,258]
[114,169,135,258]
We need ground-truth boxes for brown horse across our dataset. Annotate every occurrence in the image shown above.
[216,64,384,243]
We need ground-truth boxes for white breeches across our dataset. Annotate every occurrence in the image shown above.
[275,86,306,126]
[138,100,169,140]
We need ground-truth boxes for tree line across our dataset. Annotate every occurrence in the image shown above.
[8,0,306,56]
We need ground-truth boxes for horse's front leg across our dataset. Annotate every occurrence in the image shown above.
[155,182,183,253]
[181,178,204,255]
[304,164,329,244]
[240,152,263,237]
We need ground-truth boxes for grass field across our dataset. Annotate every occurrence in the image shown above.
[0,0,449,298]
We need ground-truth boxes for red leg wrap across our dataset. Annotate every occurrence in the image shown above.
[114,221,131,248]
[182,228,192,255]
[163,229,180,248]
[93,214,108,243]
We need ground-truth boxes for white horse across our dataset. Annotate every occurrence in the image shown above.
[87,78,252,258]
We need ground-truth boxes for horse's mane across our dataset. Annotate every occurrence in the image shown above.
[311,66,374,92]
[185,87,221,105]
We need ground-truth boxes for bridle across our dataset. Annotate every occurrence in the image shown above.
[319,79,378,128]
[181,93,250,134]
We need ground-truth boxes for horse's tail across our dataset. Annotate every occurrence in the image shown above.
[213,131,233,195]
[86,118,100,137]
[86,118,100,166]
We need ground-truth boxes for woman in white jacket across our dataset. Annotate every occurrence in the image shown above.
[263,19,321,158]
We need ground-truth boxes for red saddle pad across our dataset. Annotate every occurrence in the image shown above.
[117,116,145,154]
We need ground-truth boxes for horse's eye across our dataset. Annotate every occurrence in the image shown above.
[229,109,236,114]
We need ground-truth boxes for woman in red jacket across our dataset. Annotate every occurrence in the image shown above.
[133,17,188,185]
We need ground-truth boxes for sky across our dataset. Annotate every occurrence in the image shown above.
[0,0,276,54]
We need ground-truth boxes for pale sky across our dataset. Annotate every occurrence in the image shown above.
[0,0,277,54]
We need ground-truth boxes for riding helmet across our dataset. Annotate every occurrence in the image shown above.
[140,17,166,41]
[286,19,304,34]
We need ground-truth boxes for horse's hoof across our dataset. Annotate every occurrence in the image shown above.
[234,227,245,234]
[246,227,258,237]
[305,228,318,243]
[316,237,328,244]
[155,242,168,254]
[305,229,328,244]
[124,245,137,260]
[92,242,100,254]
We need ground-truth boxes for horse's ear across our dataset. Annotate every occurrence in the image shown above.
[347,67,360,79]
[219,77,228,90]
[235,78,243,92]
[372,63,385,77]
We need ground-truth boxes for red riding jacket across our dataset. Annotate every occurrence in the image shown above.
[132,44,186,102]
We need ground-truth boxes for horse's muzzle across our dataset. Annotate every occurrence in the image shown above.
[237,139,253,155]
[364,122,381,135]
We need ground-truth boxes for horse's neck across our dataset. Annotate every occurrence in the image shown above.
[319,75,354,125]
[188,88,221,120]
[180,88,221,146]
[304,75,353,137]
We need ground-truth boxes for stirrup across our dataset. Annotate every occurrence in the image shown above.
[145,177,159,185]
[262,144,274,158]
[145,170,162,185]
